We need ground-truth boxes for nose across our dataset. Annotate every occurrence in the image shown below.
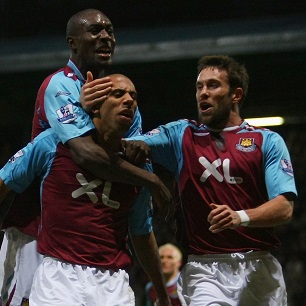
[123,93,135,109]
[99,29,113,41]
[199,86,209,98]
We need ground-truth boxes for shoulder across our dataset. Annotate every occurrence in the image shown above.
[147,119,201,135]
[33,128,59,141]
[39,67,65,89]
[242,122,288,154]
[242,121,284,140]
[32,129,60,149]
[171,118,201,128]
[40,65,82,94]
[242,122,276,135]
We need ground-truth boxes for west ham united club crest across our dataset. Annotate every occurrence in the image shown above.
[236,138,256,152]
[56,103,77,123]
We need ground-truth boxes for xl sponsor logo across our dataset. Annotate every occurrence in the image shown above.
[72,173,120,208]
[199,157,243,184]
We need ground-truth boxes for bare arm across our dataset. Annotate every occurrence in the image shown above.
[68,135,172,208]
[244,194,293,226]
[75,72,173,207]
[130,232,171,306]
[208,194,294,233]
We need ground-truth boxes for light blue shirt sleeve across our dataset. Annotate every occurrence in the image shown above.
[124,107,142,137]
[128,120,189,179]
[0,130,58,193]
[128,162,153,235]
[261,130,297,199]
[44,72,143,143]
[43,73,95,144]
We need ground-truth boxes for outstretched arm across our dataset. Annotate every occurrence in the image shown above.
[68,135,172,209]
[130,232,171,306]
[71,72,172,206]
[208,194,294,233]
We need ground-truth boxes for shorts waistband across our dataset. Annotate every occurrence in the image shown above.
[188,251,270,262]
[43,256,123,273]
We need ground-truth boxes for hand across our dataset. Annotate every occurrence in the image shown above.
[152,187,176,224]
[121,140,150,166]
[80,71,112,114]
[148,174,173,212]
[207,203,241,233]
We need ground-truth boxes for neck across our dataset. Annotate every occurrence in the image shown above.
[71,58,105,80]
[163,272,179,284]
[97,70,105,78]
[224,116,243,128]
[87,67,104,80]
[207,112,243,130]
[93,129,125,153]
[226,107,243,127]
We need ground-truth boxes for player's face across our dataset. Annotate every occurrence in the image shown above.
[159,247,181,277]
[196,67,235,129]
[98,75,137,134]
[74,12,115,73]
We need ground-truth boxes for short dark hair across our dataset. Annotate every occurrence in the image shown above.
[66,9,109,38]
[197,55,249,105]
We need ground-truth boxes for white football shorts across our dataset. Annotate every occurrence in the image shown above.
[30,256,135,306]
[177,251,287,306]
[0,228,42,306]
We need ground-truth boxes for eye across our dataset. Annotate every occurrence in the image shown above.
[110,89,137,100]
[106,26,114,36]
[88,25,114,37]
[113,89,124,98]
[130,92,137,100]
[207,81,219,89]
[88,25,100,35]
[196,83,203,91]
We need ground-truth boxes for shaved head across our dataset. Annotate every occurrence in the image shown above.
[66,9,109,37]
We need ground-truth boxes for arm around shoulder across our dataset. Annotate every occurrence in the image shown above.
[68,135,173,208]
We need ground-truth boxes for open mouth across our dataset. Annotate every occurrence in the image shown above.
[199,102,213,112]
[118,110,134,120]
[95,46,112,58]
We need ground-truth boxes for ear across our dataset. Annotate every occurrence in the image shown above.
[67,36,77,51]
[232,87,243,105]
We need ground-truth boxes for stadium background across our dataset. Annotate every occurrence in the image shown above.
[0,1,306,305]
